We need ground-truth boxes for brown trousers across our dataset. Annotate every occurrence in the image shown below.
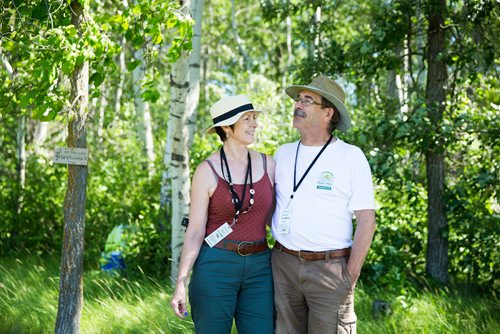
[271,248,357,334]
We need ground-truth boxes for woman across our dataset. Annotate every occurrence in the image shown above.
[170,95,275,334]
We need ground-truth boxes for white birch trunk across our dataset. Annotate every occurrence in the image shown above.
[164,56,190,282]
[114,37,126,116]
[33,121,48,155]
[187,0,204,145]
[281,15,292,115]
[133,46,156,176]
[231,0,253,88]
[16,116,26,196]
[1,46,26,207]
[97,82,108,144]
[161,0,204,282]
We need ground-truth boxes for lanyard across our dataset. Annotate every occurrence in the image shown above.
[220,147,254,223]
[291,135,333,199]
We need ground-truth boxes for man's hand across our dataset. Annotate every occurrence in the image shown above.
[347,262,361,290]
[349,209,376,290]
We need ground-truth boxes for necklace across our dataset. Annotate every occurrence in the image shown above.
[220,147,255,223]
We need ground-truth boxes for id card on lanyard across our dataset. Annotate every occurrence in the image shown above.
[205,223,233,247]
[277,136,333,234]
[277,202,293,234]
[204,148,255,247]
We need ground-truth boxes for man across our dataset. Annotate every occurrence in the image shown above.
[271,74,376,333]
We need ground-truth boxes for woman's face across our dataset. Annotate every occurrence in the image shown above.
[228,111,259,144]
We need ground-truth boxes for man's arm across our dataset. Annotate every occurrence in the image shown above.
[348,209,376,289]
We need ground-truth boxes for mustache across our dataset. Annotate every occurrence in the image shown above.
[294,109,306,118]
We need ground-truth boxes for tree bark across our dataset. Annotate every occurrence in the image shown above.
[186,0,204,146]
[424,0,448,284]
[161,0,203,282]
[231,0,253,88]
[16,115,26,214]
[54,1,89,333]
[133,46,156,176]
[97,81,108,145]
[1,47,25,209]
[114,37,126,119]
[281,15,292,115]
[130,0,155,176]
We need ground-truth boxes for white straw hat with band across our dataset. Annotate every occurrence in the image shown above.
[206,95,261,134]
[285,74,351,131]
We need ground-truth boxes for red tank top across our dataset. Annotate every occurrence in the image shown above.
[205,154,273,241]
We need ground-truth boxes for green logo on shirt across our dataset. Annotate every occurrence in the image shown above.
[317,171,333,190]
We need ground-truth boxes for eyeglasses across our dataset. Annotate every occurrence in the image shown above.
[294,96,322,106]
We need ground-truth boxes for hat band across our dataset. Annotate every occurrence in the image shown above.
[212,103,254,125]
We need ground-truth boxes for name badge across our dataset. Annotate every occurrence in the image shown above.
[277,207,292,234]
[205,222,233,247]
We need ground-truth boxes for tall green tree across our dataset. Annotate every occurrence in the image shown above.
[55,1,89,332]
[424,0,448,284]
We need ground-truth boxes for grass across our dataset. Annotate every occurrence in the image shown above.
[0,256,193,334]
[0,255,498,333]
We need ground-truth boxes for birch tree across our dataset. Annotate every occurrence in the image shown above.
[133,45,156,176]
[0,49,26,212]
[161,0,203,281]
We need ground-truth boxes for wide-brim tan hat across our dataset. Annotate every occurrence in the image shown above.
[286,74,351,131]
[206,95,261,134]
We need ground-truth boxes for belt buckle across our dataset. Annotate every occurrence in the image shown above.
[298,250,306,261]
[237,241,252,256]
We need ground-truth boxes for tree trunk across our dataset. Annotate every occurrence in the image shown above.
[114,37,126,117]
[97,81,108,145]
[33,121,49,155]
[54,1,89,333]
[424,0,448,284]
[164,61,190,282]
[16,115,26,213]
[161,0,202,282]
[133,46,156,176]
[231,0,253,88]
[186,0,204,146]
[281,15,292,115]
[1,47,25,210]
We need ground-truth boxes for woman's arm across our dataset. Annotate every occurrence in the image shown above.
[170,162,214,318]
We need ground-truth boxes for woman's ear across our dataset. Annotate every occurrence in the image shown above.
[222,125,232,137]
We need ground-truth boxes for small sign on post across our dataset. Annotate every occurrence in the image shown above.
[53,147,89,166]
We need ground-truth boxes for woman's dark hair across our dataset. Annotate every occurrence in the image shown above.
[322,97,340,133]
[215,125,235,141]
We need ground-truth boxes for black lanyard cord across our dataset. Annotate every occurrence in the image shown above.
[292,135,333,199]
[220,147,254,220]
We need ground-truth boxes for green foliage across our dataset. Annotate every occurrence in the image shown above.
[106,0,193,63]
[1,0,498,292]
[1,1,118,121]
[263,0,500,289]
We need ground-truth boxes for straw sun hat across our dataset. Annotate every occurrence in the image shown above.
[206,95,261,134]
[285,74,351,131]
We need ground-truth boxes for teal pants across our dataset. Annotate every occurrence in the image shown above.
[188,244,274,334]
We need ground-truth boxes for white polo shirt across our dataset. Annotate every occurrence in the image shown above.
[272,139,375,251]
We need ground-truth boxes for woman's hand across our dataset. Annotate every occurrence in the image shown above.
[170,283,189,319]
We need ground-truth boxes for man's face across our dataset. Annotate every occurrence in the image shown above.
[292,90,327,131]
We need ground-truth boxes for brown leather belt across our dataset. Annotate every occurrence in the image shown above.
[212,240,268,256]
[274,241,350,261]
